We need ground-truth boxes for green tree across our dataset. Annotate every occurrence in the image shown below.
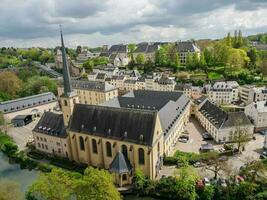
[231,119,251,152]
[0,179,22,200]
[128,43,136,64]
[39,50,54,64]
[186,53,194,69]
[144,58,154,73]
[233,30,238,48]
[83,60,94,71]
[237,30,244,48]
[20,76,57,97]
[228,48,250,68]
[226,32,232,47]
[213,42,229,66]
[74,167,121,200]
[203,48,213,67]
[247,47,257,67]
[155,45,168,67]
[0,71,22,99]
[136,53,145,66]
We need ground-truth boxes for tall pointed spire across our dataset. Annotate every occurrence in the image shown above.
[60,25,73,97]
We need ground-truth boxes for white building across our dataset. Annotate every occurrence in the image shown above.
[196,99,254,143]
[77,49,100,62]
[204,81,239,104]
[244,101,267,132]
[240,85,267,105]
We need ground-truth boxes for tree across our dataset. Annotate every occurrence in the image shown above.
[237,30,244,48]
[233,30,238,48]
[20,76,57,97]
[39,50,54,64]
[74,167,121,200]
[231,119,251,152]
[0,71,22,99]
[205,152,228,180]
[260,59,267,77]
[192,52,199,69]
[128,43,136,65]
[27,168,75,200]
[136,53,145,66]
[228,48,250,68]
[213,42,229,66]
[76,46,82,54]
[226,32,232,47]
[186,53,194,69]
[247,47,257,67]
[144,58,154,73]
[155,45,168,67]
[203,48,213,67]
[27,168,121,200]
[83,60,94,71]
[0,179,23,200]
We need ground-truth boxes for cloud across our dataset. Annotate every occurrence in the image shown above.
[0,0,266,47]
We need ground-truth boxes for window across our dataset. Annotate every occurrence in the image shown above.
[79,136,85,151]
[138,148,145,164]
[41,144,44,149]
[58,148,61,153]
[63,100,68,106]
[106,142,112,157]
[44,138,47,142]
[56,142,60,146]
[38,143,41,147]
[121,145,128,159]
[45,145,48,150]
[122,174,127,181]
[92,139,97,154]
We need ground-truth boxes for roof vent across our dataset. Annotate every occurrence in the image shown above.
[139,134,144,142]
[123,131,127,138]
[107,129,111,136]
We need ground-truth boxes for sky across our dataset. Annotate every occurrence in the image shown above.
[0,0,267,48]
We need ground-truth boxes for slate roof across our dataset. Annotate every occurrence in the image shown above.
[176,41,200,52]
[102,90,190,139]
[33,112,67,138]
[59,79,117,92]
[69,104,157,146]
[0,92,57,114]
[134,43,160,53]
[156,76,175,85]
[96,73,106,80]
[109,151,132,174]
[124,79,137,84]
[12,115,31,120]
[199,100,252,129]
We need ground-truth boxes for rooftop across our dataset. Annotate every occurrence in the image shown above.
[0,92,57,114]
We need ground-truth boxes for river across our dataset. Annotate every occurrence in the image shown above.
[0,152,156,200]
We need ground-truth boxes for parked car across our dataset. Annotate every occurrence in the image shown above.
[202,132,213,140]
[193,161,205,168]
[260,151,267,159]
[259,130,267,135]
[203,177,210,186]
[178,135,189,143]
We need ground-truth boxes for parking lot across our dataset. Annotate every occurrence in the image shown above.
[172,117,218,154]
[6,118,39,150]
[160,117,266,179]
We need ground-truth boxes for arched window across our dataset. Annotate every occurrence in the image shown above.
[121,145,128,159]
[92,139,98,154]
[106,142,112,157]
[138,148,145,164]
[79,136,85,151]
[64,100,68,106]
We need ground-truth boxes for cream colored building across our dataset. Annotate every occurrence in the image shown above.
[196,99,254,143]
[204,81,239,105]
[240,85,267,105]
[245,101,267,132]
[0,92,58,121]
[58,80,118,105]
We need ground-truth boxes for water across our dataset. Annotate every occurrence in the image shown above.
[0,152,155,200]
[0,152,38,193]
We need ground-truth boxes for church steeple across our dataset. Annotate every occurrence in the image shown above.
[59,26,79,126]
[60,26,73,97]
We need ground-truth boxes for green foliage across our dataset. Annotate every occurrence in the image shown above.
[155,44,180,70]
[0,112,5,126]
[136,53,146,65]
[83,59,94,71]
[19,76,57,97]
[228,48,250,68]
[0,71,22,99]
[83,56,109,71]
[27,167,121,200]
[197,185,215,200]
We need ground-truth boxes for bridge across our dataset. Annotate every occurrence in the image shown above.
[34,62,62,78]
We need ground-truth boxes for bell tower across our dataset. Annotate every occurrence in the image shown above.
[59,26,79,126]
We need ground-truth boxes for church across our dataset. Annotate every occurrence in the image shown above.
[32,30,191,186]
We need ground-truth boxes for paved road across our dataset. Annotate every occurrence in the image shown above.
[6,119,39,150]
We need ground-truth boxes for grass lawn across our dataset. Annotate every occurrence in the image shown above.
[208,72,224,80]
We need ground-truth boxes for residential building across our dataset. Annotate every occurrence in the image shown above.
[175,83,203,99]
[33,112,71,158]
[58,80,118,105]
[76,49,100,63]
[176,41,201,64]
[240,85,267,105]
[100,44,129,66]
[204,81,239,104]
[196,99,253,143]
[0,92,58,121]
[245,101,267,132]
[102,90,191,156]
[145,74,176,91]
[133,42,161,62]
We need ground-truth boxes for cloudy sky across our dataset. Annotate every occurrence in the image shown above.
[0,0,267,48]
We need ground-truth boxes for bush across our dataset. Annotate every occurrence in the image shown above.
[37,163,53,172]
[27,151,45,160]
[2,142,18,156]
[163,156,179,165]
